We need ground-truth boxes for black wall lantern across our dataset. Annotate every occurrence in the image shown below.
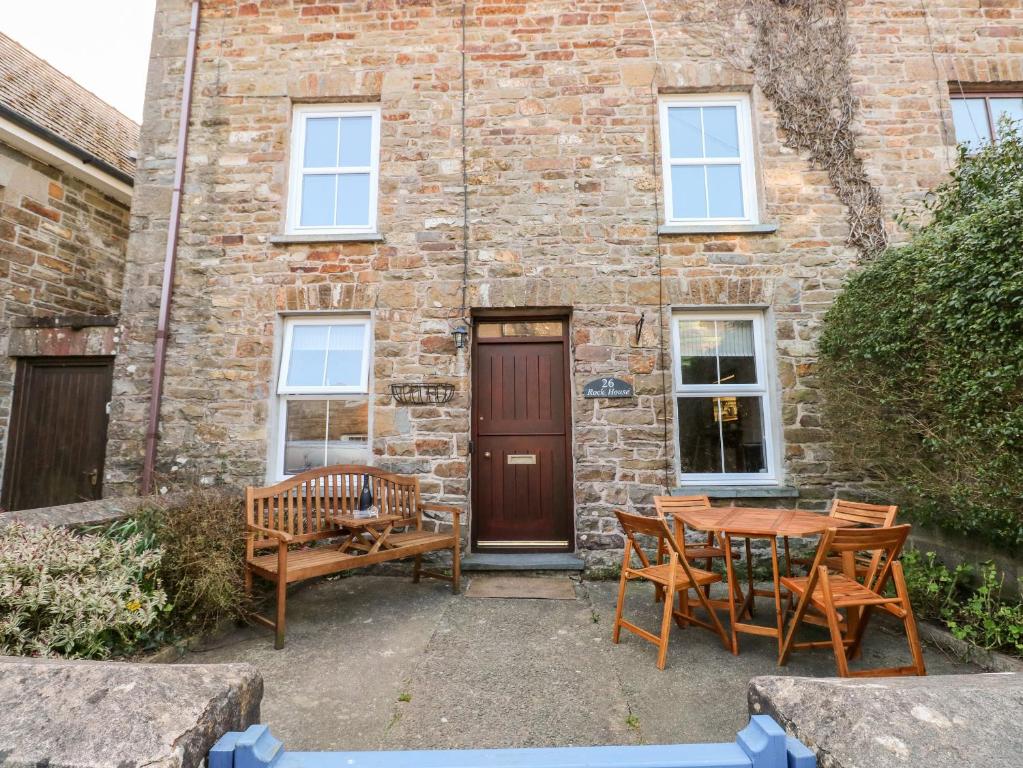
[452,326,469,350]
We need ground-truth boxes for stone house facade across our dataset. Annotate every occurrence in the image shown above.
[107,0,1023,565]
[0,33,137,511]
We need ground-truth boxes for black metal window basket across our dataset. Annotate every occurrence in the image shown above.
[389,383,455,406]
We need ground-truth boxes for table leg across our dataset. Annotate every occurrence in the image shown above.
[770,537,784,657]
[744,538,756,618]
[842,550,862,660]
[722,533,740,655]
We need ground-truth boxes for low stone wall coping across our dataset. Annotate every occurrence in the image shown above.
[0,495,150,529]
[748,672,1023,768]
[0,657,262,768]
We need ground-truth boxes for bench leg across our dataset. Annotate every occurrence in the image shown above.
[451,542,461,594]
[275,576,287,650]
[413,555,422,583]
[244,567,253,597]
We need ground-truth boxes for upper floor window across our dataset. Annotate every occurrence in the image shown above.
[672,311,776,484]
[950,93,1023,151]
[659,95,759,226]
[286,104,380,235]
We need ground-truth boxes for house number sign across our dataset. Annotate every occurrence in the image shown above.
[583,377,634,399]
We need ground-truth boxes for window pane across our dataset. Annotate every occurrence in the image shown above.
[677,396,766,475]
[478,321,564,338]
[286,326,328,387]
[678,319,757,385]
[339,116,373,167]
[716,320,756,384]
[677,397,721,473]
[300,174,336,227]
[671,165,707,219]
[678,320,720,385]
[951,98,991,150]
[304,117,339,167]
[991,97,1023,139]
[336,173,371,227]
[283,399,327,474]
[706,164,744,218]
[668,107,702,159]
[325,325,367,388]
[325,399,369,465]
[702,106,739,157]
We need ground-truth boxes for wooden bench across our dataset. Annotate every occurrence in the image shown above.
[245,465,462,648]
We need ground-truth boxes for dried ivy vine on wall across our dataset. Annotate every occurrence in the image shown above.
[746,0,889,259]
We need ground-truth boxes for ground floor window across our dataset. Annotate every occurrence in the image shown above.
[276,316,371,477]
[671,310,776,484]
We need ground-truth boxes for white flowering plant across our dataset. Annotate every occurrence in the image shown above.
[0,523,168,659]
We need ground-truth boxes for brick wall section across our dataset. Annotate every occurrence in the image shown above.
[0,142,129,486]
[107,0,1023,566]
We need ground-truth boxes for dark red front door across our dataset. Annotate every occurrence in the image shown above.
[471,319,573,551]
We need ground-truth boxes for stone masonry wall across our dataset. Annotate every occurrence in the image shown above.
[107,0,1023,566]
[0,142,129,497]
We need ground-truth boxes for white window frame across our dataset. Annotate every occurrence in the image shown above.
[671,310,777,485]
[285,104,381,236]
[659,94,759,226]
[277,316,372,395]
[274,315,373,480]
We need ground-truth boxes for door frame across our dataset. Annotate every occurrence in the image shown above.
[1,355,114,511]
[469,309,575,553]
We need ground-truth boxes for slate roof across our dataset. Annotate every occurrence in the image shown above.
[0,31,140,179]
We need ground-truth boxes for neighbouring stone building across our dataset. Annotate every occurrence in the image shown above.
[107,0,1023,565]
[0,33,137,511]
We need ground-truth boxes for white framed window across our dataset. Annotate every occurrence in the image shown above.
[950,93,1023,152]
[275,316,372,478]
[671,311,776,484]
[286,104,381,235]
[659,95,759,226]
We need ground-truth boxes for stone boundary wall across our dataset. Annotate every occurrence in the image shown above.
[0,494,149,528]
[0,657,262,768]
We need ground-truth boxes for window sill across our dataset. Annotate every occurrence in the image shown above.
[658,223,779,236]
[269,233,384,244]
[672,485,799,499]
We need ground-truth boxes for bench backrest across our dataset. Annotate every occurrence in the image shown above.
[246,465,422,544]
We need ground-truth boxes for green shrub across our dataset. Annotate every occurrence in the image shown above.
[818,123,1023,551]
[127,485,254,637]
[0,523,168,658]
[901,549,1023,657]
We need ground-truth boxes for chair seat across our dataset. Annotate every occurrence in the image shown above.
[631,563,720,589]
[781,573,885,609]
[249,546,353,577]
[385,530,455,548]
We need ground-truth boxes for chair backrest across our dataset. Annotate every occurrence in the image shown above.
[616,510,693,563]
[653,495,711,519]
[246,465,421,545]
[812,524,912,594]
[830,498,898,527]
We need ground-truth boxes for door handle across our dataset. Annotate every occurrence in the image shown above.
[483,451,491,458]
[85,468,99,486]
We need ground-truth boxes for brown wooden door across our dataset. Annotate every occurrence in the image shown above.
[1,357,113,511]
[471,321,573,551]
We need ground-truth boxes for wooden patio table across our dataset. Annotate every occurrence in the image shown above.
[328,512,405,555]
[671,506,858,656]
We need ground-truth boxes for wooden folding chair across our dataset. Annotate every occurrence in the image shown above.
[778,524,926,678]
[612,510,732,669]
[784,499,898,578]
[653,495,749,613]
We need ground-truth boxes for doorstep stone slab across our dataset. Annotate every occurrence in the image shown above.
[748,672,1023,768]
[0,657,262,768]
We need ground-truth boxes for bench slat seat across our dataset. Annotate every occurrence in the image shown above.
[245,465,462,647]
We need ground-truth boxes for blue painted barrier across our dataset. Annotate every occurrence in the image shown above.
[209,715,814,768]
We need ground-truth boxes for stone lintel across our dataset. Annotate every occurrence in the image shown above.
[7,323,119,357]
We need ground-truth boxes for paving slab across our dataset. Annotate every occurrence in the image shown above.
[179,574,981,752]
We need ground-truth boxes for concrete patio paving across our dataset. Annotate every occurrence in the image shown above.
[181,574,979,751]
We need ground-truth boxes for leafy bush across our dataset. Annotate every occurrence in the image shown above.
[819,123,1023,551]
[0,523,167,658]
[117,485,253,638]
[901,549,1023,657]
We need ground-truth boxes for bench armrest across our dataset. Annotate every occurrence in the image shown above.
[247,523,295,543]
[421,502,463,518]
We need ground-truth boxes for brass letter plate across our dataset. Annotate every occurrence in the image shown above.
[507,454,537,465]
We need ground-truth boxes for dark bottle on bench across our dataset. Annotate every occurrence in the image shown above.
[358,474,373,512]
